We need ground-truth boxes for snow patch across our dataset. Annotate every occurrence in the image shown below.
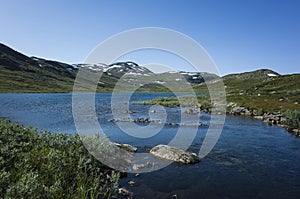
[103,65,121,72]
[154,80,165,84]
[267,73,277,77]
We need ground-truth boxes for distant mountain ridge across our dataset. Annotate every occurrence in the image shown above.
[0,42,296,93]
[0,43,223,92]
[223,69,280,80]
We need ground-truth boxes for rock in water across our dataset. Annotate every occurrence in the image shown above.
[118,187,132,196]
[132,161,154,171]
[113,142,138,153]
[150,144,200,164]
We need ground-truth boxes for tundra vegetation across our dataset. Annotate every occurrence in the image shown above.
[0,119,119,199]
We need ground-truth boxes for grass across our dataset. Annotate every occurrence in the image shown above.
[134,74,300,114]
[0,119,119,199]
[135,95,212,110]
[190,74,300,113]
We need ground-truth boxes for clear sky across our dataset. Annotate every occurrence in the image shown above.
[0,0,299,75]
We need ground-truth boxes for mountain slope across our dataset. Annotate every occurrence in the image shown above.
[0,43,221,92]
[223,69,280,80]
[0,43,76,92]
[191,69,300,112]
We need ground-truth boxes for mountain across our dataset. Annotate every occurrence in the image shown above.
[223,69,280,80]
[72,61,152,78]
[0,43,222,92]
[177,71,220,84]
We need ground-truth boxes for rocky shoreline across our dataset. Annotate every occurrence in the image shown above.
[114,142,199,198]
[225,102,300,137]
[108,117,207,127]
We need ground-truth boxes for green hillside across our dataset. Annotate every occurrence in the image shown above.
[0,43,76,92]
[224,73,300,112]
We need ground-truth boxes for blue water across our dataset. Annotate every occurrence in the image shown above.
[0,93,299,199]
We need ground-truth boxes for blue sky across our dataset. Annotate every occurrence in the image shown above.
[0,0,299,75]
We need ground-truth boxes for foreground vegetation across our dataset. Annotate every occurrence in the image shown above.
[0,119,119,199]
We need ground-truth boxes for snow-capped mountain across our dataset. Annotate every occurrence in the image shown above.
[72,61,153,77]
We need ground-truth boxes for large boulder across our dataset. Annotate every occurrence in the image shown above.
[150,144,200,164]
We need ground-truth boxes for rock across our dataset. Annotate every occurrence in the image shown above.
[111,118,135,122]
[292,129,300,136]
[109,117,161,123]
[179,122,205,127]
[228,106,251,116]
[135,117,149,123]
[253,116,263,120]
[262,113,283,126]
[132,161,154,171]
[128,180,135,186]
[122,110,134,114]
[185,108,199,114]
[150,144,200,164]
[113,142,138,153]
[118,187,132,196]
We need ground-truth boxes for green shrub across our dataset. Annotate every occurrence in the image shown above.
[283,110,300,130]
[0,119,119,199]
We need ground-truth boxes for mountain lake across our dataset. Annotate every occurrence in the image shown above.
[0,93,299,199]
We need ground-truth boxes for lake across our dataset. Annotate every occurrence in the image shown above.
[0,93,299,199]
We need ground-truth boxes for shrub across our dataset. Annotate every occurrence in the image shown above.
[0,119,119,199]
[283,110,300,130]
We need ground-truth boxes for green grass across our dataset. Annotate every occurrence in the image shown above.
[135,95,212,110]
[224,74,300,112]
[0,119,119,199]
[190,74,300,113]
[0,66,75,93]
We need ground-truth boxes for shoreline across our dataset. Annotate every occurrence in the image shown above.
[136,96,299,137]
[214,103,300,137]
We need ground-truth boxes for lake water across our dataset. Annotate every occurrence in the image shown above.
[0,93,299,199]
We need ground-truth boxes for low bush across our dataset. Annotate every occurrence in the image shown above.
[283,110,300,130]
[0,119,119,199]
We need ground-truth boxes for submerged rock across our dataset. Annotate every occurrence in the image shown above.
[128,180,135,186]
[150,144,200,164]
